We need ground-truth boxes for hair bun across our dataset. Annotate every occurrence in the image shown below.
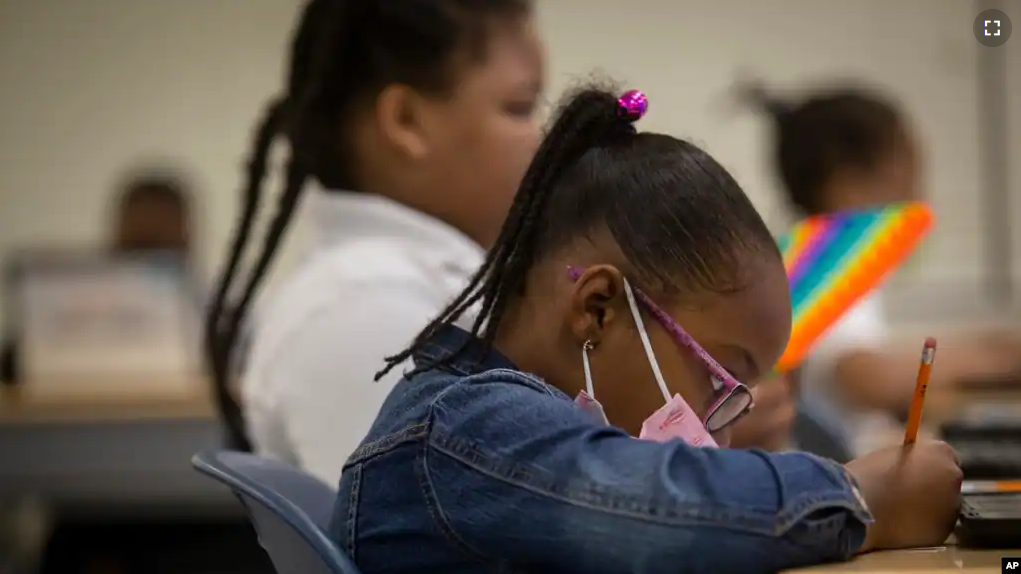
[616,89,648,123]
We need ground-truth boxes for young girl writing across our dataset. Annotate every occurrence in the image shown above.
[743,83,1021,455]
[205,0,544,483]
[331,86,963,574]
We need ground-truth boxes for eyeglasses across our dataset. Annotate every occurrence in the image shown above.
[567,267,754,432]
[630,286,754,432]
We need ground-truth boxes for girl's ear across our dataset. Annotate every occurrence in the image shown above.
[376,84,430,160]
[566,265,627,347]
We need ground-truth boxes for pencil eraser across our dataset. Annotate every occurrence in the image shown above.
[924,336,937,349]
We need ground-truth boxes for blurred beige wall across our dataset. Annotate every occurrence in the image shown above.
[0,0,1018,328]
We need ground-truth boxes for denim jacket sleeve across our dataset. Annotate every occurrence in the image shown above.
[423,370,873,574]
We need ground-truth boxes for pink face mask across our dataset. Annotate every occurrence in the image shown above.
[570,269,753,448]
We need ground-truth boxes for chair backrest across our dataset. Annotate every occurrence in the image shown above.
[192,451,360,574]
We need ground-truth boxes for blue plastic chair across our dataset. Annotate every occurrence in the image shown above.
[191,450,361,574]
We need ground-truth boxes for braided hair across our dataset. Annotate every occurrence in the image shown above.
[206,0,531,450]
[739,82,905,215]
[377,84,780,380]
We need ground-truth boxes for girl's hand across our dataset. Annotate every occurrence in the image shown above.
[847,441,962,553]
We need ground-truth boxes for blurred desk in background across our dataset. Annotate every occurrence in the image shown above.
[0,377,237,518]
[854,386,1021,455]
[0,376,213,423]
[924,386,1021,426]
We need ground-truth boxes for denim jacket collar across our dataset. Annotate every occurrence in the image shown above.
[413,325,520,377]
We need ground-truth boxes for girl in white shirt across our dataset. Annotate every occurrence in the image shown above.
[743,83,1021,455]
[206,0,545,483]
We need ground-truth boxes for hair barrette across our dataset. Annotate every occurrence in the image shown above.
[616,89,648,123]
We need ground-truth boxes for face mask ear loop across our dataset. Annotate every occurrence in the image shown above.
[623,279,672,403]
[582,340,596,399]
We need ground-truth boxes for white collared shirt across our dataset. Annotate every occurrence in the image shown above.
[241,191,484,485]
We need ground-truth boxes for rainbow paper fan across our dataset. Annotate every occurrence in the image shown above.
[774,201,934,374]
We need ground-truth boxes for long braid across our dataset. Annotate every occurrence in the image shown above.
[220,157,309,370]
[376,89,631,379]
[205,101,284,450]
[204,0,336,450]
[218,0,355,354]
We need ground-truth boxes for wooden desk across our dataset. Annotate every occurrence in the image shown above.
[0,376,215,424]
[851,386,1021,454]
[785,545,1013,573]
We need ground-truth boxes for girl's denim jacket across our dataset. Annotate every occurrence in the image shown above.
[331,326,872,574]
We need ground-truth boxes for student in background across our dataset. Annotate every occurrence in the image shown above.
[742,83,1021,455]
[336,85,962,574]
[1,171,192,385]
[110,173,192,255]
[206,0,544,483]
[32,172,272,574]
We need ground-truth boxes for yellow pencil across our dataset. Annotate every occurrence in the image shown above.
[903,337,937,445]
